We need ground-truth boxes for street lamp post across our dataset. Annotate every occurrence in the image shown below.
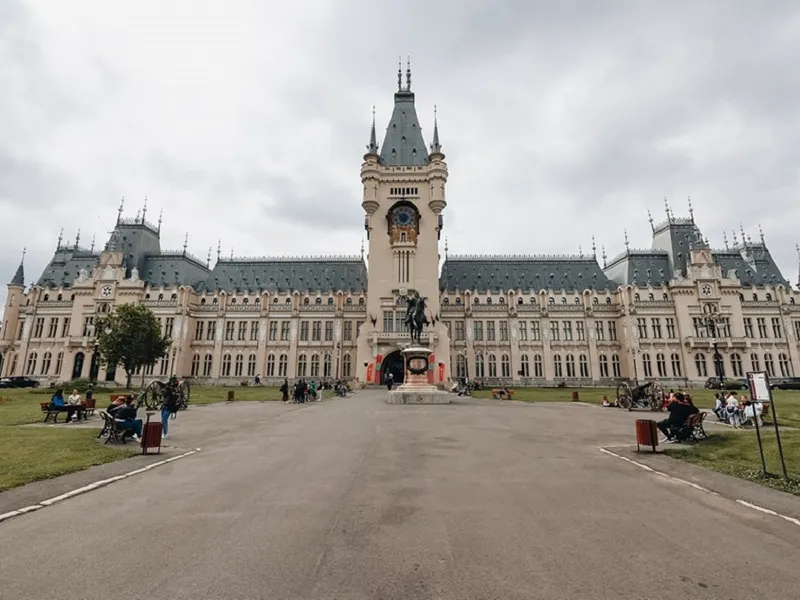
[626,347,641,384]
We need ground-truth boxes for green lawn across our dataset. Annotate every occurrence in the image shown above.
[664,429,800,496]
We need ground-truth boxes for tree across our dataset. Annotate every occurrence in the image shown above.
[95,303,171,389]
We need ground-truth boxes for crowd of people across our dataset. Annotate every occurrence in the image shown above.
[657,392,700,443]
[279,378,351,403]
[712,391,765,428]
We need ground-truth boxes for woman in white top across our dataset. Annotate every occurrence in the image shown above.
[67,389,82,405]
[725,393,742,428]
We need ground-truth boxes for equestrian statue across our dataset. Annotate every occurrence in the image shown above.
[404,292,430,345]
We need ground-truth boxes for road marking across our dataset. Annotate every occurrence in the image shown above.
[0,448,201,525]
[598,447,800,528]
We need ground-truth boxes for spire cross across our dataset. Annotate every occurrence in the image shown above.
[157,208,163,233]
[90,233,96,253]
[21,247,26,263]
[601,245,607,268]
[183,232,188,254]
[591,235,597,257]
[142,196,148,222]
[444,236,449,258]
[57,227,63,248]
[624,229,630,252]
[688,196,694,222]
[723,231,729,249]
[117,197,124,224]
[578,244,583,256]
[217,240,222,261]
[664,197,672,222]
[206,246,212,268]
[74,229,81,249]
[732,230,739,246]
[740,224,746,245]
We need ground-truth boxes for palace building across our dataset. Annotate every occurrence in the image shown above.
[3,69,800,387]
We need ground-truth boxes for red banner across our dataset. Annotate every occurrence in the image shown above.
[366,363,374,383]
[374,354,383,383]
[438,362,445,382]
[428,353,435,384]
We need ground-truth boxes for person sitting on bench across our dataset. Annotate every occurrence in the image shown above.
[50,389,79,423]
[113,396,143,441]
[657,393,698,443]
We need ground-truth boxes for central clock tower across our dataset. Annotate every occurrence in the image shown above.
[356,65,451,383]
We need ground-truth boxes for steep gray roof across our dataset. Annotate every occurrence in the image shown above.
[714,245,790,287]
[199,257,367,294]
[105,218,162,278]
[379,89,429,167]
[10,262,24,286]
[604,250,672,287]
[142,252,210,289]
[440,255,618,293]
[37,247,100,288]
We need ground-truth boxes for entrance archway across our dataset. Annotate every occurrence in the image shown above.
[381,351,405,385]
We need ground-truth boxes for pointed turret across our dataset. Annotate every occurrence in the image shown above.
[379,58,428,167]
[364,106,379,159]
[9,248,25,286]
[429,105,444,160]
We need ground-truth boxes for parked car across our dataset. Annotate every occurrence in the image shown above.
[0,376,41,388]
[770,378,800,391]
[704,377,748,390]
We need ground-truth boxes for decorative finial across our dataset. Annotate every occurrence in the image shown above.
[406,55,412,91]
[157,208,163,234]
[601,245,607,268]
[688,196,694,222]
[758,224,765,245]
[444,236,449,258]
[723,230,729,249]
[624,229,630,252]
[740,223,746,244]
[430,104,442,154]
[360,238,365,260]
[647,209,654,232]
[74,229,80,249]
[230,248,234,260]
[217,239,221,261]
[366,105,379,154]
[135,208,141,223]
[90,233,96,253]
[591,235,597,257]
[57,227,63,249]
[21,246,26,263]
[117,197,124,224]
[732,230,739,246]
[397,57,402,91]
[578,244,583,256]
[142,196,148,222]
[183,232,188,255]
[664,197,672,222]
[206,246,212,268]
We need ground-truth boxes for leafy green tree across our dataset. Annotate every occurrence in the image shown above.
[95,303,171,389]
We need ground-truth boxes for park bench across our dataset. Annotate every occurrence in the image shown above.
[40,402,61,424]
[491,389,515,400]
[98,411,129,444]
[680,412,708,442]
[82,398,96,417]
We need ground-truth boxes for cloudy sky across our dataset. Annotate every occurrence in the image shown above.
[2,0,799,310]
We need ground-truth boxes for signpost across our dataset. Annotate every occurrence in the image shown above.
[747,371,789,480]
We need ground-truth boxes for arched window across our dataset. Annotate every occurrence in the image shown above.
[656,353,667,377]
[474,297,480,305]
[222,353,232,377]
[158,293,164,301]
[8,353,18,375]
[303,298,310,305]
[315,297,322,305]
[456,354,466,378]
[474,353,485,378]
[342,354,352,378]
[599,355,609,378]
[247,353,257,377]
[662,293,668,301]
[501,354,510,378]
[255,297,260,305]
[41,352,52,375]
[488,354,497,378]
[499,297,505,304]
[750,353,761,372]
[145,293,151,300]
[533,354,543,378]
[730,353,743,377]
[579,354,589,378]
[738,293,744,302]
[517,297,523,305]
[530,297,536,304]
[752,293,758,301]
[278,353,288,377]
[611,354,621,378]
[764,353,775,377]
[297,354,307,377]
[55,352,63,375]
[286,298,291,304]
[592,298,599,305]
[520,354,530,378]
[694,353,707,377]
[553,354,563,378]
[574,297,580,305]
[234,354,244,377]
[242,298,249,305]
[634,293,640,301]
[327,297,334,305]
[358,297,365,305]
[790,297,795,304]
[779,353,792,377]
[57,293,63,301]
[443,297,450,305]
[565,354,575,378]
[561,297,567,305]
[346,297,353,305]
[273,297,279,304]
[26,352,37,375]
[203,354,213,376]
[648,293,654,301]
[43,293,49,301]
[486,297,492,305]
[310,354,320,377]
[171,293,177,301]
[766,293,772,301]
[213,297,219,305]
[455,297,462,305]
[671,353,682,377]
[191,354,200,377]
[201,298,207,305]
[642,353,652,377]
[548,297,555,305]
[323,353,332,378]
[267,354,276,377]
[605,297,612,305]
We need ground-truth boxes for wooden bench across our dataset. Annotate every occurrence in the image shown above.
[681,412,708,442]
[82,398,96,417]
[491,389,515,400]
[98,411,130,444]
[40,402,61,424]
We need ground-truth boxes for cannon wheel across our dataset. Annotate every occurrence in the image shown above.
[177,380,191,410]
[142,380,165,410]
[649,381,665,411]
[616,381,633,410]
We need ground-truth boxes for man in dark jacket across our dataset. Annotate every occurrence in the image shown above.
[114,396,143,440]
[657,393,699,442]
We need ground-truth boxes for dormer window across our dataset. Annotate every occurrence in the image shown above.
[766,293,772,301]
[548,298,555,305]
[303,298,310,305]
[634,293,640,301]
[231,298,236,305]
[648,293,654,301]
[606,297,612,305]
[443,297,450,305]
[346,298,353,305]
[315,297,322,305]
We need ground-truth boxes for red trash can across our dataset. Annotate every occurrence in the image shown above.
[635,419,658,453]
[141,413,163,455]
[571,391,579,402]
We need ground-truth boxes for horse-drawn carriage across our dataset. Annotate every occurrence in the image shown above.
[615,380,665,411]
[137,378,191,411]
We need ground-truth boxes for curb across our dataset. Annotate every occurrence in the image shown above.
[0,448,201,525]
[598,447,800,528]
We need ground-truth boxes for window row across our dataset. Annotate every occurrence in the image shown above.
[452,353,626,380]
[633,317,679,339]
[197,296,366,306]
[693,352,794,378]
[188,352,354,379]
[742,317,785,339]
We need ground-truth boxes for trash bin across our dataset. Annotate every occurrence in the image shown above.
[141,413,163,455]
[635,419,658,453]
[227,390,235,402]
[571,391,579,402]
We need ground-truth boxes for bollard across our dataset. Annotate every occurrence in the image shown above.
[571,391,579,402]
[227,390,235,402]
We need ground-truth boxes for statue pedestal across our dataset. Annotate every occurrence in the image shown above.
[386,346,451,405]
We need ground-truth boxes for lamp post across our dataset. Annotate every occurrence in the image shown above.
[700,306,726,383]
[626,347,641,384]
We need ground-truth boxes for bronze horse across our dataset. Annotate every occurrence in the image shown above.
[405,294,429,344]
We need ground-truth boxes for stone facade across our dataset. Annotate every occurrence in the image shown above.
[2,70,800,387]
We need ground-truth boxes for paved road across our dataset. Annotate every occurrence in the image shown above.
[1,392,799,600]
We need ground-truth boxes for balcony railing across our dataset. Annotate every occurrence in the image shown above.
[545,304,584,312]
[633,301,676,309]
[300,304,335,312]
[343,304,365,312]
[192,304,219,312]
[470,304,508,312]
[741,301,780,308]
[37,301,73,308]
[225,305,261,312]
[269,305,293,312]
[141,300,178,308]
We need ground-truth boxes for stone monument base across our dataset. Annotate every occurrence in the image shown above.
[385,345,452,405]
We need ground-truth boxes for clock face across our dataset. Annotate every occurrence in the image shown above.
[392,207,416,227]
[101,285,113,298]
[701,284,712,297]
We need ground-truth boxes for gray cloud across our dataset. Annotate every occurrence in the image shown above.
[2,0,800,312]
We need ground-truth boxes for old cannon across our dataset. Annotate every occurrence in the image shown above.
[615,380,665,411]
[138,378,191,411]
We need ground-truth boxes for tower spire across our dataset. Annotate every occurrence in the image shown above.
[10,248,25,286]
[647,209,654,232]
[664,197,673,222]
[740,224,747,245]
[624,229,630,253]
[217,239,221,262]
[429,104,443,157]
[732,229,739,246]
[365,105,379,156]
[601,245,607,268]
[135,208,141,223]
[57,227,63,249]
[688,196,694,223]
[206,246,212,268]
[758,224,765,245]
[157,208,163,234]
[90,233,96,253]
[183,232,188,255]
[405,55,412,91]
[74,229,80,249]
[397,57,402,91]
[142,196,148,223]
[723,230,729,250]
[444,236,449,259]
[117,196,124,224]
[360,238,365,262]
[591,235,597,258]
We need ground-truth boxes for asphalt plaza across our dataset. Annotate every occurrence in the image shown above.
[1,390,799,600]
